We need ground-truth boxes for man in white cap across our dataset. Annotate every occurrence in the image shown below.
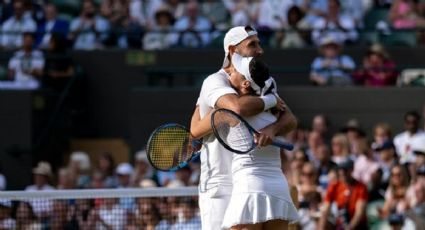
[190,26,297,229]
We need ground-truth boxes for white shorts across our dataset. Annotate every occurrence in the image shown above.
[199,186,232,230]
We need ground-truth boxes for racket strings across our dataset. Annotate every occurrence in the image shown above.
[213,111,254,152]
[148,126,193,170]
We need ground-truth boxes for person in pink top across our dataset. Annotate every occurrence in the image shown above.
[389,0,425,29]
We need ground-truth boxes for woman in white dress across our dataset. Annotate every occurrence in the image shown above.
[191,54,299,230]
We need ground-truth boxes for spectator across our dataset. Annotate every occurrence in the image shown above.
[97,198,127,229]
[0,0,36,49]
[90,170,106,189]
[200,0,229,30]
[50,200,69,230]
[298,191,322,230]
[1,32,44,90]
[170,198,201,230]
[170,0,213,48]
[309,36,355,86]
[298,162,322,200]
[331,133,352,164]
[341,119,366,155]
[43,33,76,91]
[56,167,77,189]
[319,159,368,230]
[100,0,129,48]
[68,151,91,188]
[69,0,110,50]
[0,200,15,229]
[36,3,69,49]
[394,111,425,165]
[15,202,42,230]
[142,5,175,50]
[289,149,309,187]
[340,0,366,28]
[352,43,399,86]
[312,0,358,46]
[64,199,97,229]
[131,150,155,187]
[368,168,387,202]
[271,5,308,49]
[352,138,380,185]
[311,114,331,142]
[316,143,338,191]
[389,0,425,29]
[116,163,136,211]
[305,130,325,167]
[299,0,328,27]
[379,164,410,218]
[225,0,259,27]
[405,180,425,229]
[254,0,294,31]
[97,153,118,188]
[25,161,55,219]
[128,0,163,30]
[132,198,164,229]
[373,122,393,146]
[374,140,398,184]
[286,123,309,151]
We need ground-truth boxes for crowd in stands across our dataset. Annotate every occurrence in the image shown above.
[1,0,425,51]
[1,107,425,229]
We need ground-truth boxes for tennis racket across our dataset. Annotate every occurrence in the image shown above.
[211,108,294,154]
[146,123,202,171]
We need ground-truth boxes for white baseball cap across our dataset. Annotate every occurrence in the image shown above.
[222,26,258,68]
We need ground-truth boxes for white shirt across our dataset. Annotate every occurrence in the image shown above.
[70,16,110,50]
[257,0,294,29]
[25,184,55,217]
[0,16,36,49]
[312,14,358,45]
[97,204,126,230]
[394,130,425,164]
[197,69,237,193]
[6,50,44,89]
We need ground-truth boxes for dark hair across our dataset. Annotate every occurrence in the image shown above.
[249,57,270,89]
[404,111,420,121]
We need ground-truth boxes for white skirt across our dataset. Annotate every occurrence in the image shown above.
[221,192,299,229]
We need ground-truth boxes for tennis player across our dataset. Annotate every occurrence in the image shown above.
[222,54,299,229]
[190,26,297,230]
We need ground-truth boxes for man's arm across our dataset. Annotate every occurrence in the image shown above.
[347,199,366,230]
[215,93,279,117]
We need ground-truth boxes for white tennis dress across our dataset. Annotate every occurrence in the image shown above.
[221,112,299,229]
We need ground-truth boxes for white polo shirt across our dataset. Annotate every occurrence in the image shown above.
[196,69,237,194]
[394,130,425,164]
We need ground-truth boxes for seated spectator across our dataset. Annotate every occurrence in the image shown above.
[271,5,308,49]
[170,0,213,48]
[319,159,368,229]
[0,0,36,49]
[50,200,69,230]
[164,0,186,19]
[289,149,309,187]
[200,0,229,30]
[340,0,367,28]
[132,197,164,229]
[36,3,69,49]
[298,0,328,28]
[170,198,201,230]
[25,162,55,219]
[373,122,393,146]
[405,180,425,229]
[341,119,366,155]
[131,150,155,187]
[142,5,176,50]
[43,33,76,91]
[69,0,110,50]
[116,162,134,188]
[352,43,399,86]
[298,191,322,230]
[389,0,425,29]
[97,198,127,229]
[100,0,129,48]
[305,130,325,167]
[68,151,91,188]
[298,162,322,200]
[56,167,77,189]
[309,36,355,86]
[379,164,410,218]
[64,199,96,229]
[15,202,42,230]
[255,0,294,31]
[374,140,398,185]
[330,133,352,164]
[225,0,259,27]
[316,143,337,191]
[368,168,387,202]
[0,200,15,229]
[352,138,380,185]
[312,0,358,46]
[311,114,331,143]
[1,32,44,90]
[394,111,425,166]
[90,170,106,188]
[97,152,118,188]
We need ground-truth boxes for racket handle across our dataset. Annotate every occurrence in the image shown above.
[271,140,294,151]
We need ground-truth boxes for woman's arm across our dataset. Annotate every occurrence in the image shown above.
[190,106,213,139]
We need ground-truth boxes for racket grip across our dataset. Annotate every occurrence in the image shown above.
[271,140,294,151]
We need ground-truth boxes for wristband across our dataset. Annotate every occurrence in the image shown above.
[260,94,277,111]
